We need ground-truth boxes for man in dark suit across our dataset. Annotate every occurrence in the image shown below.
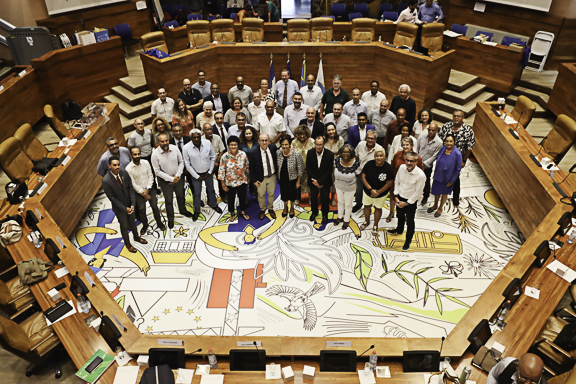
[306,136,334,224]
[299,106,325,139]
[204,82,230,115]
[102,156,148,253]
[212,111,230,150]
[347,112,376,148]
[248,133,278,220]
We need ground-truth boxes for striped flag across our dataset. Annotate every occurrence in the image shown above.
[316,56,325,93]
[270,56,275,94]
[287,55,291,79]
[300,55,306,87]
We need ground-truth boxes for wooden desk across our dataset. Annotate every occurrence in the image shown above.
[443,36,524,94]
[548,63,576,121]
[332,21,397,43]
[141,42,454,111]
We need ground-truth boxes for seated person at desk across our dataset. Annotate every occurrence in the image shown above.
[487,353,547,384]
[419,0,443,23]
[397,0,422,24]
[97,137,131,176]
[102,156,148,253]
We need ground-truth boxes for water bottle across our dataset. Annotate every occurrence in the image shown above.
[208,348,218,369]
[37,172,44,184]
[369,350,378,371]
[460,366,472,384]
[77,294,90,313]
[497,300,511,327]
[31,231,42,248]
[567,227,576,244]
[380,14,384,22]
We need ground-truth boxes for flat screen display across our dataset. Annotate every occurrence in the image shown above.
[319,350,357,372]
[149,348,186,369]
[281,0,311,19]
[45,0,127,15]
[229,349,266,371]
[481,0,552,12]
[403,350,440,372]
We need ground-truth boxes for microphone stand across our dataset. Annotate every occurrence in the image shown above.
[508,111,523,140]
[529,135,548,167]
[552,164,576,198]
[359,345,375,357]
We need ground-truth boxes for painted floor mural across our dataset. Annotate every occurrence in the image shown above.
[70,161,524,339]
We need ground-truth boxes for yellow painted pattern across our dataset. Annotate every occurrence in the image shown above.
[372,230,462,254]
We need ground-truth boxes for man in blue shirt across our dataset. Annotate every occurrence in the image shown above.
[419,0,443,24]
[97,137,131,176]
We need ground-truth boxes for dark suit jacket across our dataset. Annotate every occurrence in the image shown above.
[212,122,230,138]
[306,148,334,188]
[204,93,231,115]
[299,118,325,139]
[347,124,376,148]
[102,170,136,215]
[170,136,191,154]
[248,144,278,184]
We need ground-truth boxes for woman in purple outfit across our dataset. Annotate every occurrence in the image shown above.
[427,134,462,217]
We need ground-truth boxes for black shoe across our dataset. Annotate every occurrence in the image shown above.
[387,229,400,235]
[140,225,149,236]
[352,204,362,213]
[212,206,223,214]
[192,212,199,222]
[201,200,205,207]
[309,212,318,222]
[222,197,228,204]
[158,223,167,231]
[421,197,428,206]
[322,216,328,224]
[168,221,174,229]
[402,242,411,252]
[156,188,162,195]
[183,211,194,218]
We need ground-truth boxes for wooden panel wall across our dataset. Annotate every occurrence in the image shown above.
[0,68,45,144]
[36,2,153,39]
[549,19,576,67]
[548,63,576,121]
[31,36,128,119]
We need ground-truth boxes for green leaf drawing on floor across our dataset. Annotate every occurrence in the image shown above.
[352,244,373,291]
[380,260,470,315]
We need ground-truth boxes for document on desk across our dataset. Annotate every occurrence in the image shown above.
[443,30,462,38]
[200,374,224,384]
[358,370,376,384]
[504,115,517,125]
[176,369,194,384]
[113,366,139,384]
[547,260,576,282]
[55,267,70,278]
[45,300,77,325]
[483,41,498,46]
[58,139,78,147]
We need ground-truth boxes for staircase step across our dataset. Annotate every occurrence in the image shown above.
[441,83,487,105]
[432,109,453,124]
[518,79,553,96]
[120,113,153,132]
[111,86,153,107]
[504,94,548,118]
[434,91,495,117]
[447,69,480,92]
[119,76,148,94]
[511,86,550,109]
[103,94,153,119]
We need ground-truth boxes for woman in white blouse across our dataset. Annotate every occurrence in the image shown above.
[412,108,433,139]
[387,122,418,164]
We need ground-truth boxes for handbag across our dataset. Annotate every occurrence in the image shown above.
[32,158,59,175]
[471,345,502,373]
[0,220,23,247]
[5,182,28,204]
[18,257,55,285]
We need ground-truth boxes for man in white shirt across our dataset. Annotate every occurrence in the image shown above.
[300,74,323,112]
[151,87,175,122]
[126,147,166,234]
[248,91,266,121]
[202,122,227,203]
[417,123,442,205]
[248,134,278,220]
[354,130,383,213]
[192,70,211,98]
[388,152,425,251]
[371,99,396,147]
[397,0,422,24]
[323,103,351,142]
[257,100,285,144]
[343,88,369,126]
[275,69,299,116]
[283,93,309,137]
[362,80,386,119]
[228,76,253,107]
[228,112,255,138]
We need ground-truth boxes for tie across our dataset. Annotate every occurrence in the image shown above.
[178,140,182,153]
[116,175,123,187]
[283,85,288,108]
[219,127,227,149]
[264,150,272,177]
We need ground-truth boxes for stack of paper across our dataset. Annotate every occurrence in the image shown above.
[443,30,462,37]
[200,374,224,384]
[358,370,376,384]
[113,366,139,384]
[176,369,195,384]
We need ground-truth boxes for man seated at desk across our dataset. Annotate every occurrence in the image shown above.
[97,137,131,176]
[487,353,547,384]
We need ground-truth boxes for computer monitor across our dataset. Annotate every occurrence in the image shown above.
[99,315,122,351]
[44,238,61,264]
[25,210,39,231]
[467,319,492,354]
[69,272,90,296]
[557,211,573,236]
[533,240,551,268]
[502,277,522,307]
[148,348,186,369]
[402,351,440,372]
[229,349,267,371]
[319,350,357,372]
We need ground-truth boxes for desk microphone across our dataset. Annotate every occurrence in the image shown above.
[359,345,375,357]
[188,348,202,355]
[508,111,523,140]
[529,136,549,167]
[439,336,445,357]
[552,164,576,198]
[253,341,265,361]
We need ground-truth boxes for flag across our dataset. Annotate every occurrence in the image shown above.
[270,56,275,94]
[300,56,306,88]
[316,57,325,93]
[287,55,291,79]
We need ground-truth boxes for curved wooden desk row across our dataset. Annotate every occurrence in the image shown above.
[141,41,455,111]
[549,63,576,123]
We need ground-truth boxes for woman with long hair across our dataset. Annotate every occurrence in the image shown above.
[152,116,171,146]
[325,122,345,206]
[172,98,195,136]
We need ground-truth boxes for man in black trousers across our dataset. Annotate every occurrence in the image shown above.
[306,136,334,224]
[102,156,148,253]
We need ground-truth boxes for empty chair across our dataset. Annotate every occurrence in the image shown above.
[354,3,369,17]
[187,20,211,47]
[351,18,376,42]
[348,12,362,21]
[164,20,180,28]
[331,3,347,21]
[208,14,222,21]
[242,17,264,42]
[0,275,35,319]
[140,31,169,54]
[383,11,398,22]
[542,114,576,164]
[393,21,418,47]
[532,308,576,375]
[475,30,494,42]
[421,23,444,54]
[501,36,526,47]
[450,24,467,35]
[527,31,555,72]
[230,12,238,21]
[311,17,334,42]
[211,19,235,42]
[0,137,34,182]
[287,19,310,42]
[379,3,393,16]
[397,2,409,13]
[188,13,203,20]
[511,95,536,128]
[113,23,140,55]
[43,105,68,139]
[14,123,48,162]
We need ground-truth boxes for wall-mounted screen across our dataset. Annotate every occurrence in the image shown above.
[45,0,128,16]
[480,0,553,12]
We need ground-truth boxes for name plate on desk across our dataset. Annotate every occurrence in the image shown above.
[196,44,210,49]
[326,41,340,44]
[326,341,352,347]
[252,41,267,44]
[158,339,183,346]
[237,341,261,347]
[355,41,371,44]
[18,69,27,77]
[221,42,236,44]
[289,41,304,44]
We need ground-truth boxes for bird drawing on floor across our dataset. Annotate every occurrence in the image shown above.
[266,282,325,331]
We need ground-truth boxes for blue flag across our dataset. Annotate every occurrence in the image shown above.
[270,56,275,94]
[300,56,306,88]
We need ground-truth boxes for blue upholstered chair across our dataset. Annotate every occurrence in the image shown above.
[397,2,409,13]
[382,11,398,21]
[475,30,494,42]
[113,23,140,56]
[348,12,362,21]
[164,20,180,28]
[501,36,526,46]
[379,3,393,16]
[331,3,347,21]
[354,3,369,17]
[450,24,467,35]
[188,14,203,21]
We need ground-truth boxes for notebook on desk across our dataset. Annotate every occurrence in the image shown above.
[43,299,73,323]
